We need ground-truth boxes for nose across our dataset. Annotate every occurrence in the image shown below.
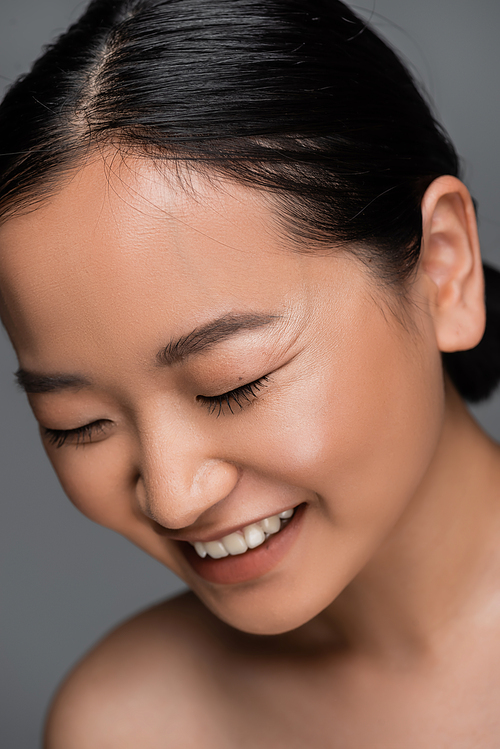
[135,425,240,530]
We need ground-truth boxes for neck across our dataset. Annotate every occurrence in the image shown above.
[319,386,500,660]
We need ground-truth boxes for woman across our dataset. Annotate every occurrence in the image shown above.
[1,0,500,745]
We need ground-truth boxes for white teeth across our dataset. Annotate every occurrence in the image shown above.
[243,523,266,549]
[191,507,296,558]
[260,515,281,535]
[221,532,248,555]
[194,542,207,559]
[204,540,229,559]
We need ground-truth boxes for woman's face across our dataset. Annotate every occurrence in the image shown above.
[0,155,445,634]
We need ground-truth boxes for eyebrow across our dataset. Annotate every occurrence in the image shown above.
[15,370,90,394]
[15,312,282,393]
[156,312,282,366]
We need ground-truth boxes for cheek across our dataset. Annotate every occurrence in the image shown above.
[245,316,445,533]
[46,438,137,531]
[46,439,189,575]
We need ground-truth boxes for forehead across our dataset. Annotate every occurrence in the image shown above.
[0,154,322,370]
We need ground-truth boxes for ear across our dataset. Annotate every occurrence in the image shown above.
[419,175,485,352]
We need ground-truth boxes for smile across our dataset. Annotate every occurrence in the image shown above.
[180,503,306,585]
[190,508,295,559]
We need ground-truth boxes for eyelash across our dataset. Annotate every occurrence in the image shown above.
[43,375,270,447]
[197,375,270,417]
[43,421,107,449]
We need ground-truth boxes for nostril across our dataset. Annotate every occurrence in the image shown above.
[134,475,157,521]
[134,460,240,529]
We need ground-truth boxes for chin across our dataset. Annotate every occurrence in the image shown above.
[191,572,338,636]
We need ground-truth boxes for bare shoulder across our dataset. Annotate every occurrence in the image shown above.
[44,591,231,749]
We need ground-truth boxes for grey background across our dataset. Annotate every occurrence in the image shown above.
[1,1,500,746]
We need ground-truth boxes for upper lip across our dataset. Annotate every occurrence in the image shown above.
[152,505,299,545]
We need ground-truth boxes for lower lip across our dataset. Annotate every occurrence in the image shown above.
[178,503,306,585]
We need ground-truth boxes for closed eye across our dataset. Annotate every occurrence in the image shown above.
[42,375,270,445]
[42,420,109,448]
[197,375,269,417]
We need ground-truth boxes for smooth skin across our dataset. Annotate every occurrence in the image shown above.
[0,153,499,747]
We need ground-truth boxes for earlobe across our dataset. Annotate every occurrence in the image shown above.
[419,175,485,353]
